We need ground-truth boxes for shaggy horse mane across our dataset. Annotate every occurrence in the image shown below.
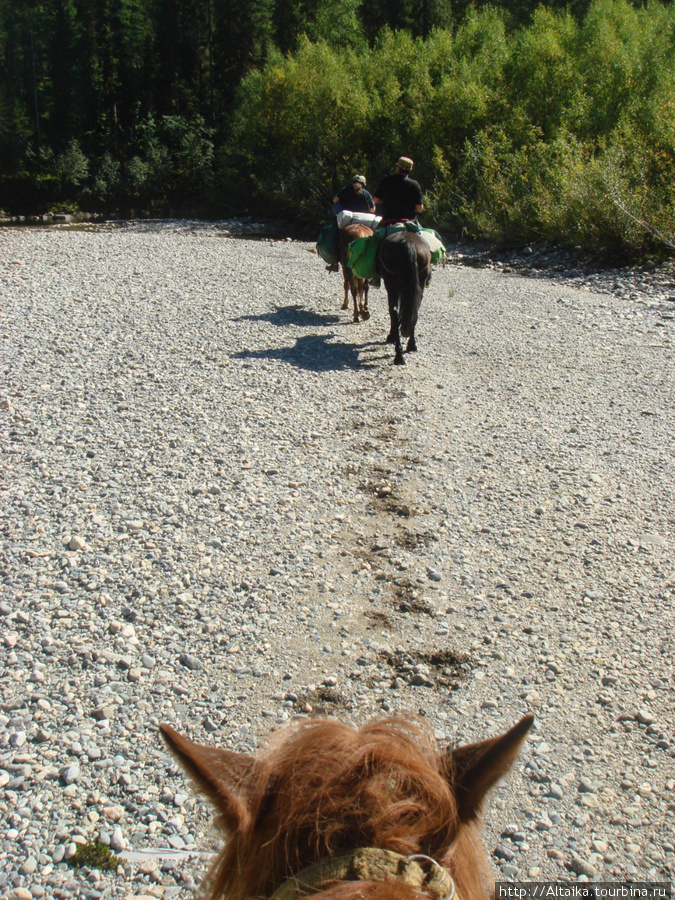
[161,713,534,900]
[211,717,458,900]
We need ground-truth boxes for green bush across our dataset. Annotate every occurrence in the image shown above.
[227,40,379,217]
[5,0,674,254]
[86,152,121,206]
[54,139,90,187]
[129,113,214,209]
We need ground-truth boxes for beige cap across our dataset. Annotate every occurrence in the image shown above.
[397,156,414,172]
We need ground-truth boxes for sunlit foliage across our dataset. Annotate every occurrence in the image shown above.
[1,0,674,254]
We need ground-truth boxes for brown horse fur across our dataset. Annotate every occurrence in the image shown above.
[160,713,534,900]
[338,223,373,322]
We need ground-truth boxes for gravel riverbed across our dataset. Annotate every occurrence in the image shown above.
[1,220,674,900]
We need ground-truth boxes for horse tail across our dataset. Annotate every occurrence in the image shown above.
[399,238,422,338]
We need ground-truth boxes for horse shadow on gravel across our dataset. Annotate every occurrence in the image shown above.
[233,304,342,328]
[233,333,375,372]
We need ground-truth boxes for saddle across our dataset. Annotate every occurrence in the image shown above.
[379,217,414,228]
[347,224,446,279]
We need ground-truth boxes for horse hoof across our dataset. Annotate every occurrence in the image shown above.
[394,354,405,366]
[406,340,417,353]
[353,316,360,323]
[341,302,349,310]
[361,310,370,321]
[386,332,396,344]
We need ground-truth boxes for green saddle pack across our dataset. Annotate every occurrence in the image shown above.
[346,223,446,279]
[346,234,380,279]
[316,223,339,266]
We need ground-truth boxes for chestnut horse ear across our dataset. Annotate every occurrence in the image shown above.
[160,723,255,833]
[447,714,534,824]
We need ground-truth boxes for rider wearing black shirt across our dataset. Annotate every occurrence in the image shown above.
[373,157,424,223]
[333,175,375,215]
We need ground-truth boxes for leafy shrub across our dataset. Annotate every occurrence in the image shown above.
[87,152,122,206]
[227,40,379,217]
[54,139,90,187]
[5,0,675,253]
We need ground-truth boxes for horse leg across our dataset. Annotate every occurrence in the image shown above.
[360,280,370,320]
[405,264,426,352]
[406,326,417,353]
[355,279,366,320]
[350,272,360,323]
[406,285,421,352]
[385,285,404,364]
[341,264,349,309]
[393,328,405,365]
[385,289,397,344]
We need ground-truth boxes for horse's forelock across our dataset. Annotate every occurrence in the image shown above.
[212,718,459,898]
[194,716,497,900]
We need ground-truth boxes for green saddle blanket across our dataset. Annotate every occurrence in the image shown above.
[346,234,380,280]
[346,224,446,279]
[316,223,339,266]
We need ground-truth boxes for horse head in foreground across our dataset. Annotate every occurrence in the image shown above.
[378,231,431,365]
[160,713,534,900]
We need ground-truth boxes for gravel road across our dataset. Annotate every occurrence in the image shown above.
[1,221,674,900]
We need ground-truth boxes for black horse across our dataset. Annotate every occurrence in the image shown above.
[377,231,431,365]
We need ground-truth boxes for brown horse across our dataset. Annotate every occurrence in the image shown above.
[339,223,373,322]
[160,713,534,900]
[378,231,431,365]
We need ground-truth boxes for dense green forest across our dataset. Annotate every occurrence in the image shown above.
[1,0,674,254]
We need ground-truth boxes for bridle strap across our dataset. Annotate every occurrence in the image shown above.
[272,847,456,900]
